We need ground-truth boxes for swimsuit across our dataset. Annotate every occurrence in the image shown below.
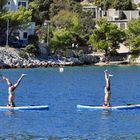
[8,85,16,94]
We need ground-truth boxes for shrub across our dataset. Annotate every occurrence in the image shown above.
[28,35,39,46]
[25,44,38,55]
[19,49,28,59]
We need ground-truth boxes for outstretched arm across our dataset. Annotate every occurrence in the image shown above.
[14,74,27,88]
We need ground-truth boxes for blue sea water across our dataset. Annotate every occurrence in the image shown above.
[0,66,140,139]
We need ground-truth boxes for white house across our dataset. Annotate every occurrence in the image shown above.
[4,0,35,41]
[5,0,29,11]
[132,0,140,4]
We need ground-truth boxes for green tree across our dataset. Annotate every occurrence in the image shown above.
[26,44,38,55]
[94,0,135,10]
[112,0,134,10]
[29,0,53,25]
[78,11,95,46]
[51,10,81,49]
[28,34,39,46]
[49,0,82,18]
[89,18,126,55]
[0,0,7,11]
[94,0,112,10]
[0,0,8,38]
[52,10,80,32]
[73,0,83,2]
[127,17,140,52]
[50,28,73,53]
[0,6,32,37]
[52,9,95,47]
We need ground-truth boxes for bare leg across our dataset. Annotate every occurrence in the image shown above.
[14,74,27,88]
[2,76,12,86]
[104,70,108,80]
[103,70,112,107]
[104,70,110,89]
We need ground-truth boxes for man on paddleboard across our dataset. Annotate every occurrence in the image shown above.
[2,74,27,107]
[103,70,113,107]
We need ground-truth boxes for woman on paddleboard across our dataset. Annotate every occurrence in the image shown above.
[103,70,113,107]
[2,74,27,107]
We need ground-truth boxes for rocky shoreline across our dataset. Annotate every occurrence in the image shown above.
[0,47,132,69]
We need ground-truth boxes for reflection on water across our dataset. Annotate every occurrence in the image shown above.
[0,133,45,140]
[4,110,15,116]
[0,133,139,140]
[101,110,112,120]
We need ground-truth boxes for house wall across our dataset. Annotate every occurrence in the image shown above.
[18,22,35,40]
[132,0,140,4]
[5,0,28,11]
[104,9,140,29]
[107,9,121,20]
[123,10,140,20]
[108,20,128,29]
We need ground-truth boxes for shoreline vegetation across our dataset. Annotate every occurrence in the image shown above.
[1,0,140,70]
[0,46,138,69]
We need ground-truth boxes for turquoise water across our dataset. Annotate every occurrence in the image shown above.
[0,66,140,139]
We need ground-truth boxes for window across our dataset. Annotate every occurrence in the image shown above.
[23,32,28,39]
[120,23,125,29]
[93,11,96,18]
[18,2,26,7]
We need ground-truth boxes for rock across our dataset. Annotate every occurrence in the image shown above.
[79,54,100,64]
[0,46,130,68]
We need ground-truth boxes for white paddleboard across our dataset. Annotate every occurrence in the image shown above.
[0,105,49,111]
[77,104,140,111]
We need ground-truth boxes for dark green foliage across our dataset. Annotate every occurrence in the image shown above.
[49,0,82,18]
[94,0,135,10]
[89,18,126,55]
[19,49,28,59]
[50,28,73,50]
[112,0,133,10]
[28,34,39,46]
[52,10,80,30]
[78,11,95,46]
[0,19,6,36]
[0,6,32,39]
[25,44,38,55]
[0,0,7,11]
[127,17,140,50]
[19,44,38,57]
[29,0,53,25]
[94,0,112,10]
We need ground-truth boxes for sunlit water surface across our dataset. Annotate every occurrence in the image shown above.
[0,66,140,139]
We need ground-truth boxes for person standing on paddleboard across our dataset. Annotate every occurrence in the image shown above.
[103,70,113,107]
[2,74,27,107]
